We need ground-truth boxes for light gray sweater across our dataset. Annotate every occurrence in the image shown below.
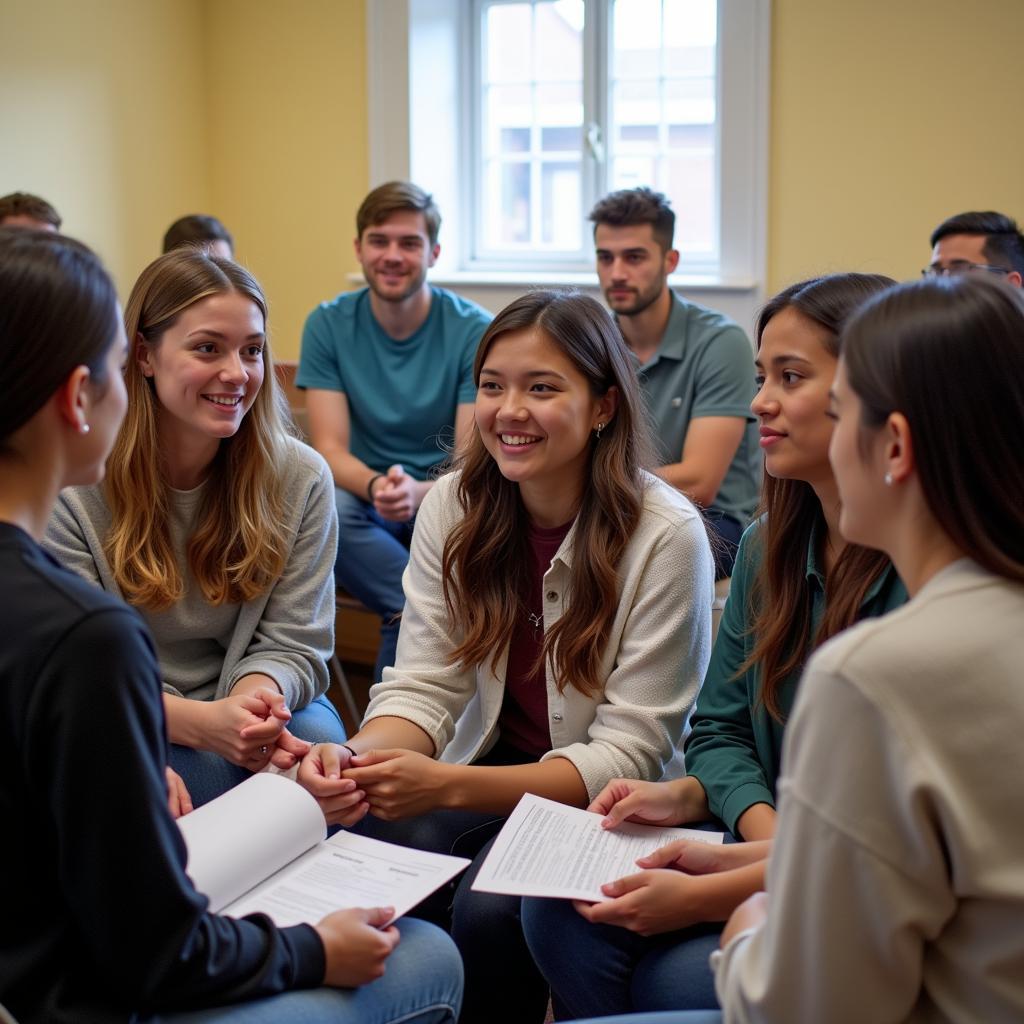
[45,436,337,709]
[715,559,1024,1022]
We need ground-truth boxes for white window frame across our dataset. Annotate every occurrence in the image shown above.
[365,0,769,325]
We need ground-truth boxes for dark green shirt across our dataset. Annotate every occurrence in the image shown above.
[683,518,907,836]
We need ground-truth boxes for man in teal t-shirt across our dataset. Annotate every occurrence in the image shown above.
[590,187,760,578]
[297,182,491,681]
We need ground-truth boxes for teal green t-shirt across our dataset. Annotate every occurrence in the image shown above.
[683,518,908,836]
[635,292,761,526]
[297,286,491,480]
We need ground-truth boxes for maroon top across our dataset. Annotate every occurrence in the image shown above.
[499,518,574,757]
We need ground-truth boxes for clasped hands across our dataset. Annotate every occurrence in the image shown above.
[298,745,451,828]
[199,679,311,771]
[370,464,427,523]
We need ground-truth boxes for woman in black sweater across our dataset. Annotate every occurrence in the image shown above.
[0,228,462,1024]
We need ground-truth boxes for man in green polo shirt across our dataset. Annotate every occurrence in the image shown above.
[590,187,760,577]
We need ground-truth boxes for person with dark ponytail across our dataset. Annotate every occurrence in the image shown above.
[0,228,462,1024]
[522,273,907,1018]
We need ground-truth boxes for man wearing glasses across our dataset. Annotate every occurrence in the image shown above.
[925,211,1024,287]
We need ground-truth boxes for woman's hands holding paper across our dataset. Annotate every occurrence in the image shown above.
[589,775,710,829]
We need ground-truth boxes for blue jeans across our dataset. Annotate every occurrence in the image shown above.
[334,487,415,683]
[153,918,462,1023]
[521,819,735,1019]
[521,896,722,1019]
[170,694,347,808]
[353,742,547,1024]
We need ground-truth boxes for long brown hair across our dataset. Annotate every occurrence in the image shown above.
[748,273,896,719]
[105,248,293,610]
[843,275,1024,581]
[441,289,654,697]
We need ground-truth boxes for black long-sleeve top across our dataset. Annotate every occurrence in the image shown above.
[0,523,325,1023]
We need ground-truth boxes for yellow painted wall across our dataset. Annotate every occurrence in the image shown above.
[768,0,1024,291]
[5,0,1023,345]
[0,0,210,301]
[205,0,367,359]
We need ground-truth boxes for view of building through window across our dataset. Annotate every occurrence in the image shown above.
[478,0,718,264]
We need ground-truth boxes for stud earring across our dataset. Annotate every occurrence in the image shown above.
[884,472,893,486]
[79,421,91,435]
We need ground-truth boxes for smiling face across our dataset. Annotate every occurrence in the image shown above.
[138,290,266,452]
[752,306,837,490]
[475,326,615,523]
[594,222,678,317]
[354,210,439,304]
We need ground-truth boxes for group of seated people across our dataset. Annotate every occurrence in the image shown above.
[0,182,1022,1024]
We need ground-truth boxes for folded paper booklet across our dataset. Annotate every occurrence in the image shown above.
[472,792,724,902]
[177,772,470,927]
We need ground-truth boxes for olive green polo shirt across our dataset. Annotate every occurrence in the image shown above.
[683,518,908,836]
[633,292,761,526]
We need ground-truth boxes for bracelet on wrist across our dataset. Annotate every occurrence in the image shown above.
[366,474,384,502]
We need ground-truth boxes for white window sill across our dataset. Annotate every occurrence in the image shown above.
[346,270,758,293]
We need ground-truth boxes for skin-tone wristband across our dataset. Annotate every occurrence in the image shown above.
[366,474,384,502]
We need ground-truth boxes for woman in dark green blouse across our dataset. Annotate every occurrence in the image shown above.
[522,273,907,1018]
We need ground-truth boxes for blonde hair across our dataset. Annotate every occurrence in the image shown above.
[106,248,293,610]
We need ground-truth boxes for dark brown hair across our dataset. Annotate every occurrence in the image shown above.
[589,186,675,252]
[842,275,1024,580]
[441,289,654,697]
[0,229,117,443]
[356,181,441,247]
[0,191,62,230]
[929,210,1024,277]
[748,273,897,720]
[162,214,234,255]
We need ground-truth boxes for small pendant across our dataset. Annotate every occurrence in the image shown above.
[527,611,543,636]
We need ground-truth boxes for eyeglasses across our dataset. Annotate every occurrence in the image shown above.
[921,261,1011,278]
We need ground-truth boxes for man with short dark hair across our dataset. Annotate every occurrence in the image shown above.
[926,211,1024,287]
[0,191,61,231]
[590,186,759,577]
[298,181,491,681]
[162,214,234,259]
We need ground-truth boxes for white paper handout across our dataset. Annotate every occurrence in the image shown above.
[472,792,724,903]
[177,773,470,927]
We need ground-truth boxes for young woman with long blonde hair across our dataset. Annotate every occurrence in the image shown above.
[46,247,346,805]
[0,228,462,1024]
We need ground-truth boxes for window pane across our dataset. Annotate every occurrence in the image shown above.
[536,1,584,82]
[478,0,584,257]
[613,0,661,78]
[484,160,531,248]
[484,84,532,158]
[486,4,532,82]
[541,162,582,247]
[609,0,719,261]
[664,77,715,127]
